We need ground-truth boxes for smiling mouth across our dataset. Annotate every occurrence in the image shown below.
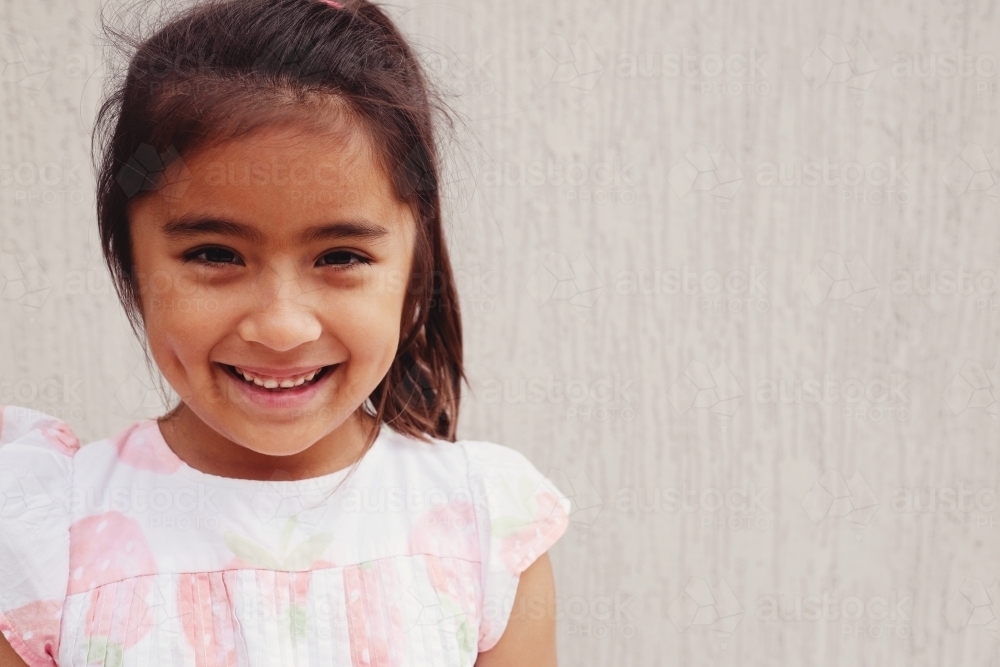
[221,363,336,391]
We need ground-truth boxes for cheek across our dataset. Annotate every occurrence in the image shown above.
[134,255,205,333]
[333,274,408,369]
[142,290,224,370]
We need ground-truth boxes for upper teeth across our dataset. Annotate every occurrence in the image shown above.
[234,366,321,388]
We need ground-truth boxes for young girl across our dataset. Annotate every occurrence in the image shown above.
[0,1,571,665]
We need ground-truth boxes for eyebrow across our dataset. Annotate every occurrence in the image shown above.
[161,215,390,244]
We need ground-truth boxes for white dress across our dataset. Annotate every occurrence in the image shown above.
[0,405,570,666]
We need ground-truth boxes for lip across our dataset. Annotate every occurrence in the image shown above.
[216,362,339,410]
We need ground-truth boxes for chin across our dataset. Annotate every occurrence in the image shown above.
[227,419,320,452]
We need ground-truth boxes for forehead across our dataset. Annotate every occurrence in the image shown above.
[131,122,411,238]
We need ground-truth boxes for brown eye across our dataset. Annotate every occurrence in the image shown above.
[318,250,371,269]
[184,247,243,265]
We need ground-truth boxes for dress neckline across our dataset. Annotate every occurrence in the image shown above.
[140,417,388,490]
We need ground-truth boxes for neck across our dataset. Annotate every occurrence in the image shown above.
[157,403,377,481]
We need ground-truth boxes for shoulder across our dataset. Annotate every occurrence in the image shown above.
[459,438,571,535]
[459,438,550,479]
[0,405,80,499]
[386,425,572,555]
[379,425,556,490]
[0,406,151,495]
[0,403,81,534]
[0,406,82,666]
[405,433,571,654]
[0,404,82,456]
[372,426,571,548]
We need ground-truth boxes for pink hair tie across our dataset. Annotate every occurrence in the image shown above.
[320,0,343,7]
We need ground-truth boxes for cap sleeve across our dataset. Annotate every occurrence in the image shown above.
[464,440,570,653]
[0,406,79,667]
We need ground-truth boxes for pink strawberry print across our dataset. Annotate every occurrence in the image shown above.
[68,512,158,652]
[69,512,158,592]
[0,407,79,454]
[177,564,340,664]
[344,560,408,667]
[407,499,478,593]
[180,549,341,661]
[177,572,239,667]
[39,420,81,457]
[111,419,181,474]
[0,599,62,666]
[407,499,482,663]
[498,491,568,575]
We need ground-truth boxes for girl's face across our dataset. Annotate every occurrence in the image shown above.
[128,121,416,462]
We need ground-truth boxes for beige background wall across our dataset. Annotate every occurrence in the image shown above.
[3,0,1000,665]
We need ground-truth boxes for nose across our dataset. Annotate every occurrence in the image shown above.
[236,264,322,352]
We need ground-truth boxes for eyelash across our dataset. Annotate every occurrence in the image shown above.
[182,246,373,271]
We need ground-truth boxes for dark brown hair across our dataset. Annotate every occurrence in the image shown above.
[93,0,466,443]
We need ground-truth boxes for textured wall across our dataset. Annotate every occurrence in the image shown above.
[2,0,1000,665]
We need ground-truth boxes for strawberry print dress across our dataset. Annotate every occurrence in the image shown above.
[0,405,571,667]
